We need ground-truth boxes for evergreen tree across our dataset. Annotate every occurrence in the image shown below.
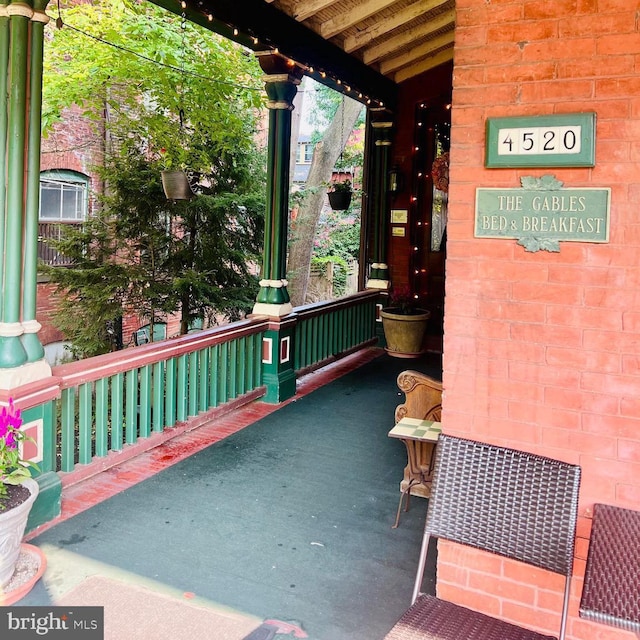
[42,0,266,358]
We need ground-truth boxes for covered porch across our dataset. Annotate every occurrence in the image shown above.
[21,347,442,640]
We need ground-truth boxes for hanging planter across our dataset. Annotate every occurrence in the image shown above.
[161,169,194,200]
[327,179,353,210]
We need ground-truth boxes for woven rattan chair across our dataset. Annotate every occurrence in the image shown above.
[384,434,582,640]
[579,503,640,633]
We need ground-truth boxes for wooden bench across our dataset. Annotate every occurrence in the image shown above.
[384,434,582,640]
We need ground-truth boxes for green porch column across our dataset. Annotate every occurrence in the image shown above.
[22,0,48,363]
[251,53,302,403]
[252,52,303,318]
[365,107,394,291]
[0,0,60,530]
[0,0,51,388]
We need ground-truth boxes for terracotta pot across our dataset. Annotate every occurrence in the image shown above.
[161,170,194,200]
[380,308,431,358]
[0,478,39,588]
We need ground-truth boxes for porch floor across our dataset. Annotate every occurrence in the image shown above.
[22,348,442,640]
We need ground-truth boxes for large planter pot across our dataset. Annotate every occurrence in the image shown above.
[328,190,352,210]
[161,170,194,200]
[380,308,431,358]
[0,478,39,588]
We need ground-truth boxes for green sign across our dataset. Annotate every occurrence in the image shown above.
[475,175,610,252]
[485,113,596,168]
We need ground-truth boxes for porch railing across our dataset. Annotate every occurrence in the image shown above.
[293,289,379,373]
[52,318,268,472]
[49,290,380,474]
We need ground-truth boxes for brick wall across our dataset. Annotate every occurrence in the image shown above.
[36,282,64,346]
[442,1,640,638]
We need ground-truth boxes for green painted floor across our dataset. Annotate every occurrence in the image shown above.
[25,352,442,640]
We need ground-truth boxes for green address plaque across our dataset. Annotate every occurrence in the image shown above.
[486,113,596,168]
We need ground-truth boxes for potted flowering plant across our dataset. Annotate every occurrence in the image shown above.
[0,399,40,588]
[380,285,431,358]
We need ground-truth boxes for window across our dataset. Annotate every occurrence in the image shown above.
[39,170,89,221]
[297,142,314,164]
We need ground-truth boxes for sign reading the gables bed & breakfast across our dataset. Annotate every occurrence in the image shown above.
[475,175,610,252]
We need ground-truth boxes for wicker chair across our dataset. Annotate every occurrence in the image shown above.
[579,503,640,633]
[384,434,582,640]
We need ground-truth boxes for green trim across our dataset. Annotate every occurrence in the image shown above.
[23,11,46,361]
[261,326,296,403]
[0,10,9,301]
[26,471,62,533]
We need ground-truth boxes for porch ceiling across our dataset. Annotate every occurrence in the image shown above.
[155,0,455,109]
[267,0,455,85]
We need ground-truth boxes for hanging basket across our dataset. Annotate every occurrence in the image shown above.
[328,189,352,211]
[161,170,194,200]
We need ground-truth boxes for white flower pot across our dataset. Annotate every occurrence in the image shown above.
[0,478,39,588]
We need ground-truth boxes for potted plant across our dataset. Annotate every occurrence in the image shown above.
[159,147,194,201]
[0,399,40,589]
[380,285,431,358]
[327,179,353,210]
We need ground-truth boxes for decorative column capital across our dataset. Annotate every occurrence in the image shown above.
[370,109,395,147]
[255,51,304,110]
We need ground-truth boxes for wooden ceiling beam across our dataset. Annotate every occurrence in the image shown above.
[293,0,341,22]
[320,0,399,39]
[380,31,454,75]
[363,9,455,65]
[393,47,453,83]
[343,0,450,53]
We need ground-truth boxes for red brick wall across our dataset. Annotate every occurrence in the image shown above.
[442,1,640,639]
[36,282,64,346]
[389,63,452,292]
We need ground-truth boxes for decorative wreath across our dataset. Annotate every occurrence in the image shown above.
[431,151,450,193]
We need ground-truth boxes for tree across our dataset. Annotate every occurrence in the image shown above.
[287,95,363,306]
[42,0,266,357]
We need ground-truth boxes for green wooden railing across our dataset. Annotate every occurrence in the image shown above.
[52,318,268,473]
[49,291,380,475]
[293,290,379,373]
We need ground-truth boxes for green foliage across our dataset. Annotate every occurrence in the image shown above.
[327,179,352,193]
[44,151,264,358]
[311,256,348,297]
[41,1,266,358]
[307,82,365,137]
[313,208,361,263]
[43,0,264,175]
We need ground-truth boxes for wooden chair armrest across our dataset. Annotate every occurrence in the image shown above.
[395,370,443,424]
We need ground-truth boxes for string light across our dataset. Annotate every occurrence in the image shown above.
[52,16,262,93]
[173,0,387,107]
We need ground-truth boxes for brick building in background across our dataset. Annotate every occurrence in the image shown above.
[38,106,186,361]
